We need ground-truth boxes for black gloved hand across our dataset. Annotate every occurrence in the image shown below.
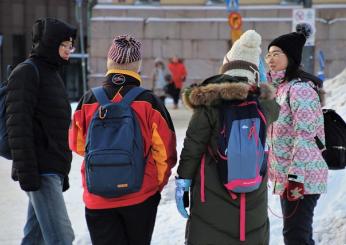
[62,175,70,192]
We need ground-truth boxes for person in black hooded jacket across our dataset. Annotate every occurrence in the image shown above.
[5,18,76,245]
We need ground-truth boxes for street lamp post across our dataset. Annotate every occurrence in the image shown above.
[76,0,87,94]
[0,35,3,81]
[302,0,314,74]
[303,0,312,8]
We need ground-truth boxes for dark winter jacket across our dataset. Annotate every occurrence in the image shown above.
[177,74,279,245]
[5,18,76,192]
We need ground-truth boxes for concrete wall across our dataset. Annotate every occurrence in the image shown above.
[0,0,88,80]
[98,0,346,4]
[89,4,346,88]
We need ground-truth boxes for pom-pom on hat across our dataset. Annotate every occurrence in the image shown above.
[268,23,312,67]
[220,30,262,83]
[108,34,141,64]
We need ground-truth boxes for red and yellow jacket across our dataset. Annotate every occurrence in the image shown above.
[69,69,177,209]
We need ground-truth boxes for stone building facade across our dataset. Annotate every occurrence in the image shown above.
[89,1,346,89]
[0,0,91,101]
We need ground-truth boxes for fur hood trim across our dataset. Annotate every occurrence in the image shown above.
[183,82,276,109]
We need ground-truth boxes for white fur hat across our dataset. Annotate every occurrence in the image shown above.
[221,30,262,83]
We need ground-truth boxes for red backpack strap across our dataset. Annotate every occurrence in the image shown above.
[226,192,246,241]
[200,154,206,203]
[226,191,246,241]
[240,193,246,241]
[200,147,217,203]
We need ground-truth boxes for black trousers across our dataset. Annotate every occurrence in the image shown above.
[172,87,181,106]
[280,194,320,245]
[159,95,166,105]
[85,192,161,245]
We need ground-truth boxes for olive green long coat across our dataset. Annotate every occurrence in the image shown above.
[177,74,279,245]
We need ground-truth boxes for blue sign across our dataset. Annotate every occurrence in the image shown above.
[225,0,239,12]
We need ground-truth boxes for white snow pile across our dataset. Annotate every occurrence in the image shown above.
[312,67,346,245]
[323,68,346,116]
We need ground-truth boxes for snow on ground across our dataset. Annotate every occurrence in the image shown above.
[311,69,346,245]
[1,68,346,245]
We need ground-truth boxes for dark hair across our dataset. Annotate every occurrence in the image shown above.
[155,60,165,68]
[284,56,323,88]
[284,56,300,81]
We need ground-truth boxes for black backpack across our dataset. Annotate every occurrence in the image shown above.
[0,59,40,160]
[287,80,346,170]
[317,109,346,170]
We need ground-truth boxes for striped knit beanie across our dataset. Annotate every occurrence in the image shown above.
[108,34,141,64]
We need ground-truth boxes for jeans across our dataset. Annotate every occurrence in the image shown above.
[21,175,74,245]
[280,194,320,245]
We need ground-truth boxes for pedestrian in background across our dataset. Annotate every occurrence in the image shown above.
[151,57,171,105]
[167,55,187,109]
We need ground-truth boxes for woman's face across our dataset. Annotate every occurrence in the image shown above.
[155,62,163,68]
[172,56,179,63]
[265,46,288,72]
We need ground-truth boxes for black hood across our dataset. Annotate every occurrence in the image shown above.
[30,18,77,67]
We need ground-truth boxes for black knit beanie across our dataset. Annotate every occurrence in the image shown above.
[268,23,312,67]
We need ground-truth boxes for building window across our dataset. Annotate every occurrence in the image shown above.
[206,0,225,4]
[134,0,160,5]
[12,34,26,66]
[281,0,302,4]
[0,34,4,81]
[61,57,86,101]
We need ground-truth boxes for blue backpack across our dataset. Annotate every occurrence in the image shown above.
[85,86,147,198]
[215,96,268,242]
[0,59,39,160]
[217,97,268,193]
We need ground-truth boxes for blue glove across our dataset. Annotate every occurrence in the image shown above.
[175,178,192,219]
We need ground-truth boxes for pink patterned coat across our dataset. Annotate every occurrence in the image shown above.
[268,78,328,195]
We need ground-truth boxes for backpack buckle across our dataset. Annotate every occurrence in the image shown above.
[98,107,107,119]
